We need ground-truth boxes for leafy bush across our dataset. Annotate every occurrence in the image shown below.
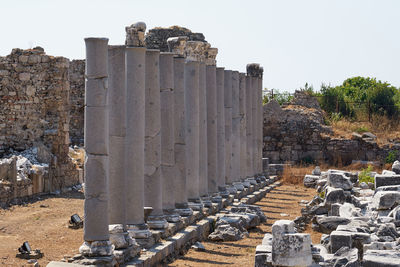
[353,126,369,133]
[358,165,375,185]
[385,150,398,164]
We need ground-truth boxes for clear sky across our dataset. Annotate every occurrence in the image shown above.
[1,0,399,92]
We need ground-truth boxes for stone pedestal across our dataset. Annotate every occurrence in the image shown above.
[216,68,227,191]
[224,70,233,185]
[198,62,208,198]
[239,73,247,181]
[160,52,181,223]
[206,65,218,194]
[172,55,193,217]
[125,45,152,240]
[185,60,201,203]
[231,71,240,183]
[81,37,113,257]
[245,75,253,178]
[144,49,168,230]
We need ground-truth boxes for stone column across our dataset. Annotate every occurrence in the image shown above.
[251,75,258,176]
[205,48,218,196]
[107,45,137,259]
[184,60,202,209]
[239,73,247,180]
[257,72,264,175]
[216,68,226,191]
[198,62,209,201]
[124,23,152,245]
[167,37,193,216]
[160,52,181,223]
[245,75,254,178]
[79,37,113,258]
[224,70,235,193]
[231,71,241,185]
[144,49,168,229]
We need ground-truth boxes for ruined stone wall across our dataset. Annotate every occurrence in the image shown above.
[263,91,394,165]
[0,47,79,197]
[69,60,85,145]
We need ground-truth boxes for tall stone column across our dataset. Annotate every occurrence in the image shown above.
[167,36,193,216]
[245,75,254,178]
[160,52,181,223]
[79,37,113,258]
[239,73,247,180]
[124,23,152,245]
[224,70,235,192]
[198,62,209,199]
[144,49,168,229]
[251,75,258,176]
[231,71,241,184]
[205,48,218,196]
[216,68,226,191]
[107,46,138,259]
[257,70,264,174]
[184,60,202,207]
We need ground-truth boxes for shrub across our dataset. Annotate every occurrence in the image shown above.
[358,165,374,185]
[353,126,369,133]
[385,150,398,164]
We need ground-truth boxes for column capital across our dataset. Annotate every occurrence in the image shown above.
[185,41,210,62]
[125,22,147,47]
[205,47,218,66]
[246,63,264,78]
[167,36,188,57]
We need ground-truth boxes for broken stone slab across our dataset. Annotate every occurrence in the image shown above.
[325,186,346,206]
[304,174,319,188]
[375,185,400,193]
[339,203,362,218]
[326,247,359,267]
[208,224,248,241]
[330,230,353,253]
[372,191,400,210]
[313,216,351,234]
[328,172,353,190]
[375,174,400,189]
[363,250,400,267]
[376,223,399,242]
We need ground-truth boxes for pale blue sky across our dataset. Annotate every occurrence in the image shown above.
[1,0,399,91]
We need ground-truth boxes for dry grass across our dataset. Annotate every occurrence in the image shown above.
[281,164,315,185]
[330,115,400,145]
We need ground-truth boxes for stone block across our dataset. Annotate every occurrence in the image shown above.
[328,172,352,190]
[330,230,352,253]
[372,191,400,210]
[375,174,400,189]
[363,250,400,267]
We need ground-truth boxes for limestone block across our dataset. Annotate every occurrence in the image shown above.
[84,106,109,155]
[325,186,345,206]
[392,160,400,174]
[303,174,319,188]
[363,250,400,267]
[314,216,350,234]
[271,220,312,267]
[372,191,400,210]
[375,174,400,189]
[328,172,352,190]
[330,230,352,253]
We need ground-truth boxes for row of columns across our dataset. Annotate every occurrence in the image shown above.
[80,22,264,260]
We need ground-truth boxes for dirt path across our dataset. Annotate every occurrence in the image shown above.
[170,184,320,266]
[0,192,84,266]
[0,184,320,266]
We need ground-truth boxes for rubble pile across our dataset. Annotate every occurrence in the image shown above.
[255,161,400,266]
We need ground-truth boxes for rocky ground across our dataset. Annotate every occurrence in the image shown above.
[0,183,317,266]
[170,184,317,266]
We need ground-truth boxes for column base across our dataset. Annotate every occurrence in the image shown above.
[109,224,135,249]
[233,182,245,191]
[200,195,213,208]
[79,240,114,257]
[188,198,204,211]
[163,209,182,223]
[127,223,154,249]
[226,185,238,194]
[175,203,194,216]
[146,214,169,230]
[113,245,141,265]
